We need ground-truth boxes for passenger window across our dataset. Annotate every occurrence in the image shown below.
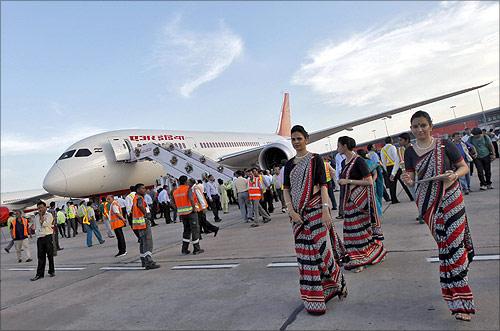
[75,149,92,157]
[58,150,76,160]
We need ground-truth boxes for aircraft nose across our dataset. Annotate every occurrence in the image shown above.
[43,164,67,196]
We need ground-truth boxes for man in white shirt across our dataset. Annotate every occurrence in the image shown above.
[157,185,172,224]
[381,136,414,204]
[144,189,158,226]
[205,175,222,222]
[125,186,140,239]
[31,201,55,281]
[262,170,274,213]
[273,165,286,213]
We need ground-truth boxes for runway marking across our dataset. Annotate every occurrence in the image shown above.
[100,266,145,270]
[7,267,86,271]
[267,262,298,268]
[171,263,239,270]
[426,254,499,263]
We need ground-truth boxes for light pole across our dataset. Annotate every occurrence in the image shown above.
[371,129,376,139]
[477,89,487,124]
[450,105,457,119]
[382,118,390,136]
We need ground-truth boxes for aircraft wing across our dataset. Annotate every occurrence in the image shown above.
[3,192,54,209]
[307,82,492,144]
[217,146,263,168]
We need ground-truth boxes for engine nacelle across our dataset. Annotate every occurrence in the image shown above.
[258,141,294,169]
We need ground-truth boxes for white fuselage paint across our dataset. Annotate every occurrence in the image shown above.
[43,129,288,198]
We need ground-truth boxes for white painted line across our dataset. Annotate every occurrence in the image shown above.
[7,267,85,271]
[171,264,239,270]
[426,254,499,263]
[267,262,298,268]
[100,266,145,270]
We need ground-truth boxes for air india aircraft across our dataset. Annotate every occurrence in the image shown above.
[0,82,490,222]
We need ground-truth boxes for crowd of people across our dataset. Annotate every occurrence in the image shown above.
[3,112,497,323]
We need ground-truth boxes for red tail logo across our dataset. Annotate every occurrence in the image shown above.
[276,93,291,137]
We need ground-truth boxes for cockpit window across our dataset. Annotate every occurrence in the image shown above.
[75,149,92,157]
[58,150,76,160]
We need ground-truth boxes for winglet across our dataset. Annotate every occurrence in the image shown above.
[276,92,291,137]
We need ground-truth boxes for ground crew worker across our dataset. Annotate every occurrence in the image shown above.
[77,201,87,233]
[192,178,219,237]
[11,210,32,263]
[323,157,338,210]
[132,183,160,269]
[65,201,77,237]
[83,201,105,247]
[4,212,16,253]
[56,208,66,238]
[125,186,140,240]
[173,176,204,255]
[106,195,127,257]
[248,168,271,227]
[100,197,115,238]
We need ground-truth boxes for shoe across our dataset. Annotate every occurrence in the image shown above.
[145,263,160,270]
[30,275,43,281]
[87,245,92,247]
[182,250,191,255]
[49,273,55,277]
[464,190,469,195]
[58,247,64,250]
[115,252,127,257]
[4,248,10,253]
[108,235,115,238]
[480,186,487,191]
[391,201,400,204]
[487,185,494,189]
[26,258,32,262]
[99,240,105,244]
[18,259,22,263]
[215,219,222,223]
[250,223,259,227]
[214,227,219,237]
[263,219,271,223]
[335,215,343,219]
[151,222,158,227]
[193,249,205,255]
[281,208,286,213]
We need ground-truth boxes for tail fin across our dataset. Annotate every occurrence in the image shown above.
[276,92,291,137]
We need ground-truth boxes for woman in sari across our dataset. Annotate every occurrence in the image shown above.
[283,125,347,315]
[401,111,475,322]
[357,149,384,218]
[338,136,386,273]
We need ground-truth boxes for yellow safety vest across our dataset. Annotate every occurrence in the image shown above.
[382,146,395,166]
[324,161,332,182]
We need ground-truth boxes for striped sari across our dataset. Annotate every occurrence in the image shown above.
[341,156,387,270]
[414,139,475,315]
[290,153,347,314]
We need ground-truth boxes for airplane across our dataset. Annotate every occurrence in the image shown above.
[1,82,491,222]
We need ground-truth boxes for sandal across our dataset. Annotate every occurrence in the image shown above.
[351,266,365,273]
[455,313,471,322]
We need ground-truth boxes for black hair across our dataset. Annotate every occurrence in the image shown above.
[36,201,46,207]
[471,127,482,135]
[129,185,136,192]
[134,183,144,191]
[87,201,93,207]
[179,176,188,184]
[197,179,203,184]
[291,125,309,139]
[101,197,106,202]
[384,136,393,144]
[367,143,374,151]
[357,149,368,159]
[338,136,356,151]
[50,201,56,207]
[398,132,411,142]
[217,178,223,184]
[56,208,60,212]
[410,110,433,126]
[451,132,461,137]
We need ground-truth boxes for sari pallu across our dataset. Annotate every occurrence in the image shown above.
[415,140,475,315]
[290,153,347,314]
[341,156,386,270]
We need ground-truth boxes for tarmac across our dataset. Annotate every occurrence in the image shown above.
[1,162,499,330]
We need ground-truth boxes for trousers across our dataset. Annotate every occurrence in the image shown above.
[36,235,55,277]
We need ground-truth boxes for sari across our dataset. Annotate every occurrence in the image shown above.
[289,153,347,314]
[341,156,386,270]
[364,158,384,217]
[414,139,475,315]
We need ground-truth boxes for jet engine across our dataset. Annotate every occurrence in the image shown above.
[258,141,294,169]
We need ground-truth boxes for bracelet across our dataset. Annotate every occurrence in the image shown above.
[349,179,353,184]
[322,203,329,208]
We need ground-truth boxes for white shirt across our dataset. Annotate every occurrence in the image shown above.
[158,190,169,204]
[125,192,136,214]
[32,212,54,238]
[116,197,126,208]
[381,143,400,176]
[205,181,219,197]
[462,134,471,143]
[144,194,153,206]
[277,167,285,188]
[335,153,346,180]
[262,175,272,189]
[367,151,381,165]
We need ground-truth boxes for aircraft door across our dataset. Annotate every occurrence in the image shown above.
[108,137,132,161]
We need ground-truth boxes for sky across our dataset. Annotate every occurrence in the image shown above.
[1,1,499,193]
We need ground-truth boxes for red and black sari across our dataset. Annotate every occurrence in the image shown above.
[288,153,347,314]
[341,156,387,269]
[411,140,475,315]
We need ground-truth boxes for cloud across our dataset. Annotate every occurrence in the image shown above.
[292,1,499,108]
[1,127,106,156]
[150,16,244,97]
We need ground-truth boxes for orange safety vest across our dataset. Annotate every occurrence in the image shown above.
[173,185,194,215]
[109,200,125,230]
[131,195,147,230]
[103,201,110,218]
[11,217,29,239]
[248,177,262,201]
